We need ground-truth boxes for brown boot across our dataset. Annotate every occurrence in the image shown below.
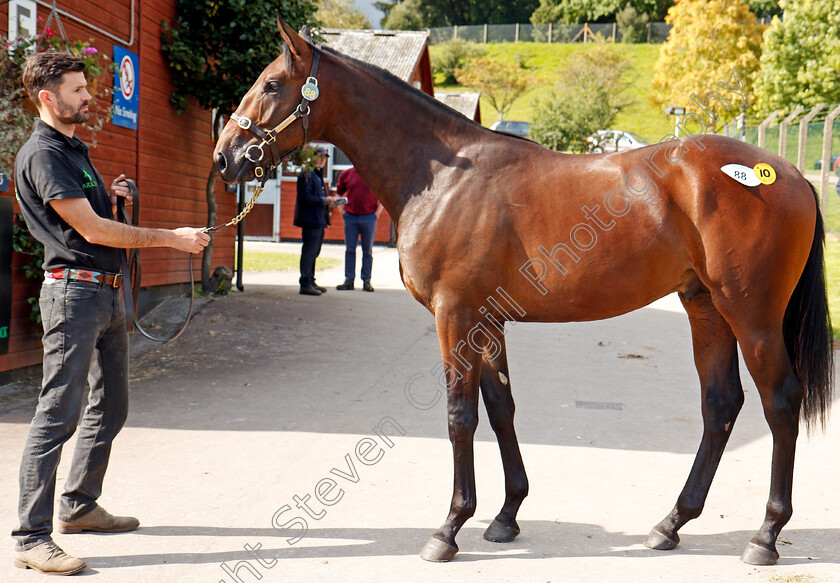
[13,541,86,575]
[58,506,140,534]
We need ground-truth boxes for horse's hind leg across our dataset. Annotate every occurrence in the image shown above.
[479,336,529,543]
[645,292,744,551]
[732,329,803,565]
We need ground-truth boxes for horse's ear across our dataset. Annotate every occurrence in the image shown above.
[276,15,306,60]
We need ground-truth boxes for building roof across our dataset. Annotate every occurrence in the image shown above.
[435,91,482,122]
[320,29,429,83]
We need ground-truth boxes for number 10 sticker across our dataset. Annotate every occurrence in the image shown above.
[753,163,776,185]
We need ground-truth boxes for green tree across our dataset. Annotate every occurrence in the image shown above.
[383,0,539,28]
[160,0,317,290]
[530,44,634,152]
[650,0,763,127]
[430,39,487,84]
[531,0,672,24]
[384,0,440,29]
[748,0,781,17]
[754,0,840,114]
[316,0,372,28]
[616,4,649,43]
[456,57,531,122]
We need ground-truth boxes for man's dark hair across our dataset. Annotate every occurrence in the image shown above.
[22,52,86,107]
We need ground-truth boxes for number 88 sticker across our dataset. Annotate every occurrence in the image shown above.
[753,163,776,185]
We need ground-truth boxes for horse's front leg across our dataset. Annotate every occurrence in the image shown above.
[479,334,528,543]
[420,306,484,562]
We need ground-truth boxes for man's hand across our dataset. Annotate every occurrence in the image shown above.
[325,196,340,204]
[171,227,211,254]
[110,174,132,217]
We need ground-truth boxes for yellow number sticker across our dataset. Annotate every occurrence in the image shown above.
[753,163,776,185]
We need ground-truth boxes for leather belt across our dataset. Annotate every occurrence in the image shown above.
[46,267,123,288]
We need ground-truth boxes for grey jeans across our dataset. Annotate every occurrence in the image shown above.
[13,278,129,550]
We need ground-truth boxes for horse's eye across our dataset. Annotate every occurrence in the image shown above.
[264,81,281,93]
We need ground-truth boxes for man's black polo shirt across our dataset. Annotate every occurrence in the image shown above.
[15,119,121,273]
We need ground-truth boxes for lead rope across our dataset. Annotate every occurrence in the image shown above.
[117,179,196,343]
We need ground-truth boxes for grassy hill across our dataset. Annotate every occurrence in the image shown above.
[431,42,673,143]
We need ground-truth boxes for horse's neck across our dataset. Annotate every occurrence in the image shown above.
[320,55,479,223]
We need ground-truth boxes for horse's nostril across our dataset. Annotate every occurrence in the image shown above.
[216,151,228,172]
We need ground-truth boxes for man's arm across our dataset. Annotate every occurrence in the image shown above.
[50,198,209,254]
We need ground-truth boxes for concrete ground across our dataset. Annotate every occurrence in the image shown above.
[0,242,838,582]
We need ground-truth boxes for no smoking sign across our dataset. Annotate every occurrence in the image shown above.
[112,45,139,130]
[119,55,135,100]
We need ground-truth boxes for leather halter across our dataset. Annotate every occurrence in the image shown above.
[230,49,321,180]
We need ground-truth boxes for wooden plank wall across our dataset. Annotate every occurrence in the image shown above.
[0,0,235,373]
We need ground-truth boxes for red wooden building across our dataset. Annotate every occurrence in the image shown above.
[0,0,234,374]
[242,29,434,245]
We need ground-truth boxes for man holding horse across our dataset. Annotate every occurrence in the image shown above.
[12,51,209,575]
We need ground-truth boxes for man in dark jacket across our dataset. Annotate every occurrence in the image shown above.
[294,148,338,295]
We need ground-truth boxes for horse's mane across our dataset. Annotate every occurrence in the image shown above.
[294,42,486,130]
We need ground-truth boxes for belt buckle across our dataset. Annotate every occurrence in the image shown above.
[112,274,123,288]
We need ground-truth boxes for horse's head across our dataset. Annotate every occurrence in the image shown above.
[214,18,323,183]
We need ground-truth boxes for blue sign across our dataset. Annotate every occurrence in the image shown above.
[0,172,8,192]
[112,46,139,130]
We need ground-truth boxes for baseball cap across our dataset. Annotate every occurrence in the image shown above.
[315,147,329,157]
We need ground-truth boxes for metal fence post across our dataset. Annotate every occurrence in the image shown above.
[453,25,458,40]
[757,110,780,150]
[483,23,488,43]
[778,105,804,161]
[548,23,552,44]
[612,22,616,42]
[797,103,825,171]
[820,104,840,214]
[515,23,520,43]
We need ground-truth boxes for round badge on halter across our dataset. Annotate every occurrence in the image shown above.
[301,77,319,101]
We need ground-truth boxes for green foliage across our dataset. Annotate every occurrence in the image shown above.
[531,0,671,24]
[0,32,110,174]
[456,57,533,122]
[283,143,323,175]
[383,0,539,28]
[529,44,634,152]
[754,0,840,115]
[384,0,439,29]
[160,0,318,116]
[316,0,371,29]
[431,39,487,85]
[650,0,763,127]
[747,0,781,16]
[12,215,45,324]
[616,4,649,43]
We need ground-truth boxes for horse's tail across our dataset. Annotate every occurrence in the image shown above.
[783,181,834,431]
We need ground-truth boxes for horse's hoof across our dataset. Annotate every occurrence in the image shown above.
[483,519,520,543]
[644,528,679,550]
[420,536,459,562]
[740,542,779,565]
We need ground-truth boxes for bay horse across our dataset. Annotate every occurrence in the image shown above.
[213,20,834,566]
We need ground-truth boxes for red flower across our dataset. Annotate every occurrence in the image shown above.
[44,27,53,37]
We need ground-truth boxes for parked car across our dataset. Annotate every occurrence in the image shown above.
[490,120,531,138]
[813,153,840,173]
[587,129,649,153]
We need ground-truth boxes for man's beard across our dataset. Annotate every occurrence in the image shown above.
[55,96,90,125]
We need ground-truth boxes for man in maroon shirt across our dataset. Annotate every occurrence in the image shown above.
[335,167,382,291]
